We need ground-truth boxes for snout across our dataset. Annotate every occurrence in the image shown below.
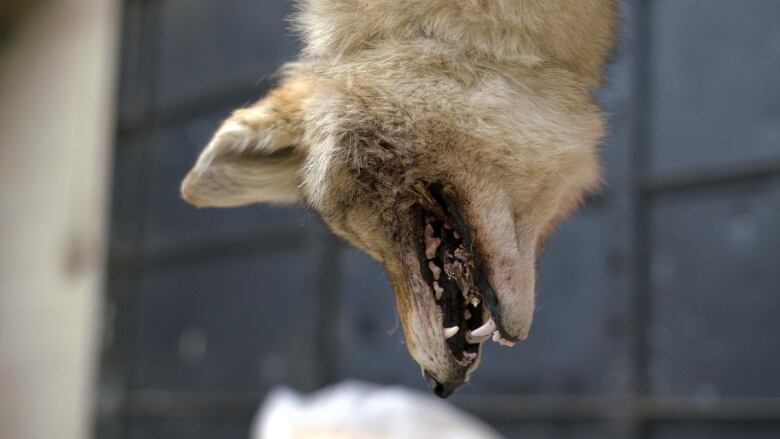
[382,181,538,398]
[382,182,523,398]
[424,370,461,399]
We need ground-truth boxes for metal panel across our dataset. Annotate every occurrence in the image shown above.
[111,133,153,246]
[649,423,780,439]
[648,179,780,397]
[156,0,298,109]
[461,208,628,396]
[125,420,250,439]
[130,248,320,392]
[493,422,629,439]
[649,0,780,174]
[334,247,423,386]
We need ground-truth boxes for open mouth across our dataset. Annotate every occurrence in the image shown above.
[416,183,517,368]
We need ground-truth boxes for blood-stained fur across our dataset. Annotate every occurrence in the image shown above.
[181,0,616,397]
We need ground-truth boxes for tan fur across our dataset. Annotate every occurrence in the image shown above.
[182,0,616,394]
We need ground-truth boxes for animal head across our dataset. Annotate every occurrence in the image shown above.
[180,0,615,397]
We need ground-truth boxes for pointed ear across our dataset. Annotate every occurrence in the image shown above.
[181,76,315,207]
[181,111,306,207]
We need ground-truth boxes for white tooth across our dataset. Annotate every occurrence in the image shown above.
[470,297,480,307]
[433,282,444,300]
[453,230,461,239]
[470,318,496,338]
[464,309,472,320]
[428,261,441,280]
[425,236,441,260]
[492,330,517,347]
[443,326,459,339]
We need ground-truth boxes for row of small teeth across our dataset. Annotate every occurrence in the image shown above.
[424,224,440,260]
[425,225,445,301]
[426,216,515,351]
[439,306,491,342]
[424,221,460,259]
[443,221,461,239]
[456,350,478,367]
[428,248,480,305]
[442,318,514,347]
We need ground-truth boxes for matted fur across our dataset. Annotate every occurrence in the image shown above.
[182,0,616,396]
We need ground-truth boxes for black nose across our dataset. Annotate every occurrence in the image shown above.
[423,370,457,398]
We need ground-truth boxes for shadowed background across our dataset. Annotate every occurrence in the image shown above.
[1,1,779,438]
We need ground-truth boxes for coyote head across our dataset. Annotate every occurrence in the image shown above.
[180,0,614,397]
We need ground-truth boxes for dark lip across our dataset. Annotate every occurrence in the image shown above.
[427,183,520,344]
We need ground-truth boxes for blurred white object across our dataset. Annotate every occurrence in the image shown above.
[252,381,504,439]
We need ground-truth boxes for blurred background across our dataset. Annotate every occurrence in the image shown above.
[1,0,779,438]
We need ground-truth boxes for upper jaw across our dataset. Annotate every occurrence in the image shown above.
[427,183,525,344]
[397,182,532,396]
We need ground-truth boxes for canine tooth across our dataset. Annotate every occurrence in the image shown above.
[470,318,496,338]
[453,230,461,239]
[443,326,459,339]
[428,262,441,280]
[433,282,444,300]
[425,237,441,260]
[492,330,517,347]
[464,309,472,320]
[470,297,480,307]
